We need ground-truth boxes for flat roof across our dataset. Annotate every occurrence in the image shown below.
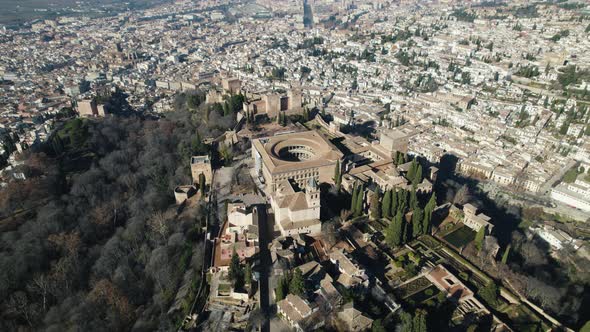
[191,155,210,164]
[252,130,343,173]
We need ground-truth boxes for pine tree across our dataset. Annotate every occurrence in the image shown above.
[412,207,424,238]
[289,268,305,296]
[475,226,486,251]
[370,190,381,220]
[382,190,392,219]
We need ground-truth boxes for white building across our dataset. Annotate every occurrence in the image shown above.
[462,204,494,233]
[550,179,590,212]
[270,178,322,237]
[227,202,255,234]
[329,249,369,288]
[533,226,577,250]
[276,294,317,331]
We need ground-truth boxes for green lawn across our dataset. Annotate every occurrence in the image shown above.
[443,226,476,248]
[217,283,231,295]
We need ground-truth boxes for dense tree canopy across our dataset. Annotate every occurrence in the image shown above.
[0,97,233,330]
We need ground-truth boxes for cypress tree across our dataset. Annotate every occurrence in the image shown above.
[354,185,364,217]
[400,311,413,332]
[390,190,398,217]
[403,218,411,243]
[387,211,404,247]
[396,152,405,165]
[275,275,287,301]
[199,173,206,196]
[501,244,511,264]
[370,190,381,220]
[409,188,418,211]
[413,310,428,332]
[350,184,358,211]
[382,190,392,219]
[398,189,408,215]
[407,159,417,181]
[334,160,341,192]
[223,101,231,116]
[414,164,423,185]
[412,207,424,238]
[475,226,486,251]
[422,193,436,235]
[228,249,242,287]
[244,264,252,285]
[422,209,431,236]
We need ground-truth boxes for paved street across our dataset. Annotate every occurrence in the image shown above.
[254,204,274,332]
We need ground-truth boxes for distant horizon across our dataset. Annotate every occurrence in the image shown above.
[0,0,171,25]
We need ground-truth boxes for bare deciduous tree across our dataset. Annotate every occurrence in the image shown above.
[453,184,471,205]
[26,274,52,312]
[5,291,37,326]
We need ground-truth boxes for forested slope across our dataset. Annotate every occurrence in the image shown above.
[0,95,231,330]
